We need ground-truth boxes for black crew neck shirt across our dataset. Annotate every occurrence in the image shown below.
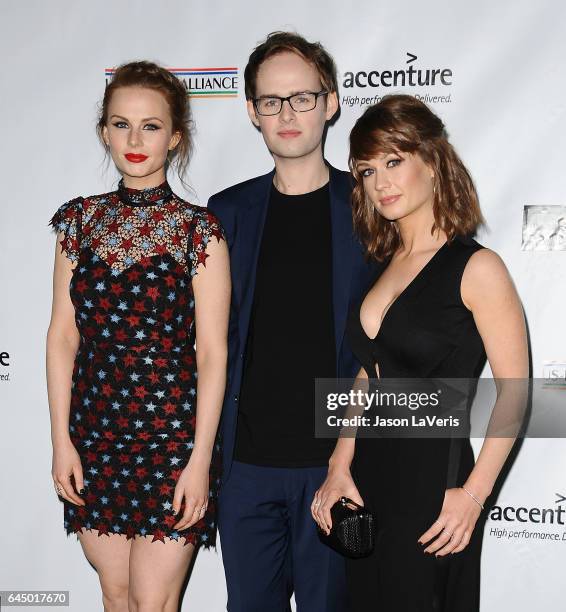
[233,182,336,467]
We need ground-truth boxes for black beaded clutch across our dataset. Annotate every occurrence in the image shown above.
[318,496,375,558]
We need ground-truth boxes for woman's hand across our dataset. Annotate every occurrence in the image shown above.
[172,454,210,531]
[311,464,364,535]
[418,487,483,556]
[52,439,85,506]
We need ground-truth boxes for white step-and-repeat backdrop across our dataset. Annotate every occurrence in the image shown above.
[1,0,565,610]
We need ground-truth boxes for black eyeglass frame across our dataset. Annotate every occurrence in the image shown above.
[252,90,329,116]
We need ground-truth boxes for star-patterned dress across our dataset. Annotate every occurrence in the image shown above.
[49,178,225,548]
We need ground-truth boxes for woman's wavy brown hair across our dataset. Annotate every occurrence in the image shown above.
[349,94,484,261]
[97,60,193,185]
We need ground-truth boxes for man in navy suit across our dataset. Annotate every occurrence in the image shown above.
[207,32,376,612]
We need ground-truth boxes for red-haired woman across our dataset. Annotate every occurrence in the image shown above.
[46,61,230,611]
[312,95,528,611]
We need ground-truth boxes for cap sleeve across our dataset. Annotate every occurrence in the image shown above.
[48,196,84,263]
[187,207,226,277]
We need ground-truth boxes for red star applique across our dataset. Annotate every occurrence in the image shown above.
[133,300,147,313]
[168,468,182,480]
[93,312,105,325]
[127,268,142,282]
[96,523,110,536]
[116,495,127,507]
[110,282,124,296]
[105,252,118,267]
[146,497,158,509]
[127,401,140,414]
[151,417,167,430]
[134,386,149,399]
[159,483,173,496]
[92,266,106,279]
[164,514,177,528]
[151,454,165,466]
[120,237,134,251]
[151,529,166,543]
[116,416,128,429]
[135,467,148,479]
[163,402,176,415]
[146,286,160,301]
[169,387,182,400]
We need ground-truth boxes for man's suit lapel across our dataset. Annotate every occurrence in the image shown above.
[236,169,275,349]
[328,165,354,371]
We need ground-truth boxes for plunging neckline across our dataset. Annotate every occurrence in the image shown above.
[360,240,450,341]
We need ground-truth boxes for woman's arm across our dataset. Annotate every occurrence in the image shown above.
[46,234,85,506]
[311,366,368,534]
[190,236,231,464]
[420,248,529,555]
[461,249,529,501]
[173,234,231,530]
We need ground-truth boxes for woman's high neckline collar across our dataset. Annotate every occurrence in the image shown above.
[117,178,174,207]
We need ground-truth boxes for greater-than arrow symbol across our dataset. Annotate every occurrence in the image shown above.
[406,52,417,64]
[555,492,566,504]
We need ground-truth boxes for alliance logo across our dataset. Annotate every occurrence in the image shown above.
[105,67,239,99]
[341,52,453,108]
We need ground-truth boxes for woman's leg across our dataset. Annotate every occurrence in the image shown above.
[128,536,196,612]
[77,530,131,612]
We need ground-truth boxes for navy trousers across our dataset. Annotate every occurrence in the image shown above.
[218,461,348,612]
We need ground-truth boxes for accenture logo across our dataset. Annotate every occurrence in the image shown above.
[0,349,10,382]
[105,67,238,99]
[489,493,566,525]
[488,493,566,542]
[341,53,453,108]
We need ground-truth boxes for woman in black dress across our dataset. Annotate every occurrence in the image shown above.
[46,62,230,611]
[312,95,528,611]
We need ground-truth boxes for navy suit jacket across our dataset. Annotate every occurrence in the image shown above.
[207,163,379,484]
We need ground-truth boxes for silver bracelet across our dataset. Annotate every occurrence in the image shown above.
[462,486,484,510]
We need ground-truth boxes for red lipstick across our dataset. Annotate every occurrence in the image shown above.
[125,153,148,163]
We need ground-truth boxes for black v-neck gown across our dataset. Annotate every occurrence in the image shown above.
[344,235,487,612]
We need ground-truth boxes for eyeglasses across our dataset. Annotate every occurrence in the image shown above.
[252,90,329,116]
